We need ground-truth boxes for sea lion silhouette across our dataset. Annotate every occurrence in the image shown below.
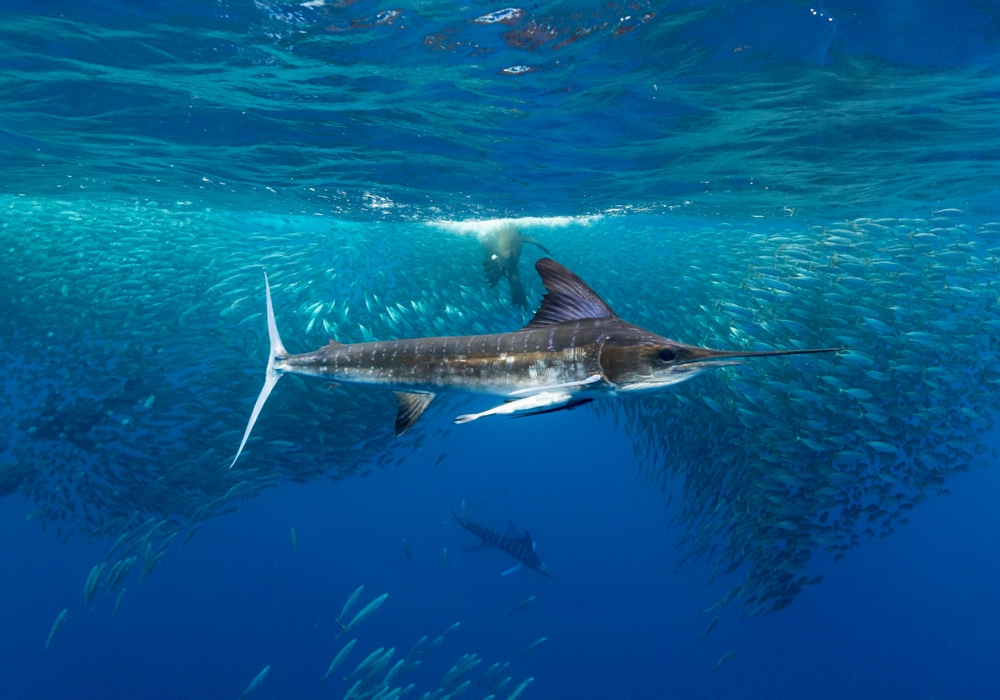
[479,223,550,309]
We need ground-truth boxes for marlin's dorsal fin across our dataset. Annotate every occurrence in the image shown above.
[522,530,533,545]
[393,391,435,436]
[523,258,618,329]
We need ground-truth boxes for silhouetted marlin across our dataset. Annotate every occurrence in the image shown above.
[453,511,554,580]
[230,258,841,466]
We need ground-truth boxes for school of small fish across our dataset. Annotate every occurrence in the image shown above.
[314,587,534,700]
[3,195,999,628]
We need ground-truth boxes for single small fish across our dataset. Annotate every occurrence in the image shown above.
[46,608,68,649]
[403,539,413,562]
[337,585,364,623]
[240,664,270,697]
[181,526,200,548]
[290,527,298,553]
[715,650,738,669]
[404,635,428,666]
[84,563,106,608]
[508,595,536,617]
[344,647,385,681]
[110,588,127,619]
[319,639,356,685]
[507,677,534,700]
[442,547,448,570]
[382,658,406,687]
[434,453,449,467]
[338,593,388,636]
[699,617,719,639]
[342,679,362,700]
[518,637,546,658]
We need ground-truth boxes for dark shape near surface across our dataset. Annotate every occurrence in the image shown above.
[480,223,550,309]
[453,510,556,581]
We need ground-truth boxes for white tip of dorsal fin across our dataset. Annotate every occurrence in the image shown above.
[230,272,287,468]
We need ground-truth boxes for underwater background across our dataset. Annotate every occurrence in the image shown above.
[2,1,1000,698]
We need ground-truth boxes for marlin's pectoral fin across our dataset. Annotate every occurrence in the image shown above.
[501,563,524,576]
[454,392,573,424]
[393,391,435,436]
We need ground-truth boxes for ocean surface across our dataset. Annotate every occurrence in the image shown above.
[2,1,1000,699]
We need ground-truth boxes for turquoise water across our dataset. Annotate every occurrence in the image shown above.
[3,1,999,218]
[2,1,1000,699]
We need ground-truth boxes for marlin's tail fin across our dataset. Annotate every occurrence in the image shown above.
[230,273,288,468]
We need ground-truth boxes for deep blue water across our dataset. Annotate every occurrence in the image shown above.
[2,1,1000,699]
[3,414,1000,699]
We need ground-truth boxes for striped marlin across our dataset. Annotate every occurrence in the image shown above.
[230,258,841,466]
[453,511,553,579]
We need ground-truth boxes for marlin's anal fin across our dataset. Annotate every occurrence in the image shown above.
[501,563,524,576]
[523,258,618,330]
[454,391,573,424]
[393,391,435,436]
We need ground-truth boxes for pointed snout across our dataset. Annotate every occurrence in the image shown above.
[674,345,845,365]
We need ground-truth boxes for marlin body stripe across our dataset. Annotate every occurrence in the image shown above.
[230,258,841,466]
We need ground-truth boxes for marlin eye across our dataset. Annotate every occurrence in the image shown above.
[658,348,677,362]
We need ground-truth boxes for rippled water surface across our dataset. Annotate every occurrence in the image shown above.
[2,2,1000,699]
[3,0,999,217]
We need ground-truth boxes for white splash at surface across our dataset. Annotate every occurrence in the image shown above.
[427,216,601,240]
